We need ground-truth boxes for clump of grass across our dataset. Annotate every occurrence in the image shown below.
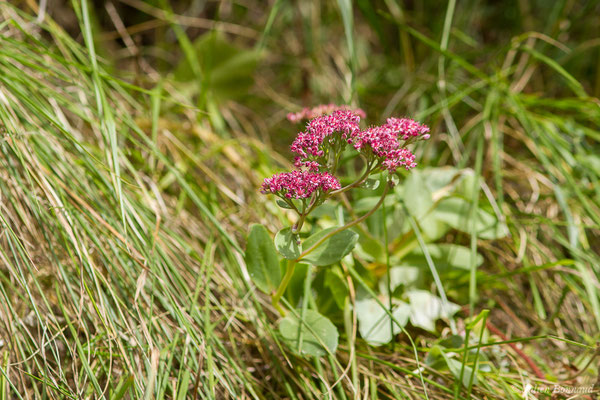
[0,4,276,398]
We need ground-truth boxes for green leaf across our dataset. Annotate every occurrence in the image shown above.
[275,227,301,260]
[357,234,385,261]
[407,290,460,332]
[174,31,261,103]
[276,199,293,209]
[284,263,309,308]
[278,309,338,357]
[422,167,461,194]
[355,295,410,346]
[399,171,451,240]
[361,178,380,190]
[324,269,348,309]
[407,244,483,271]
[111,375,134,400]
[415,213,450,241]
[401,170,433,220]
[378,266,420,294]
[445,354,478,387]
[428,345,483,388]
[244,224,281,293]
[352,196,396,213]
[309,203,337,218]
[432,197,506,239]
[301,227,359,266]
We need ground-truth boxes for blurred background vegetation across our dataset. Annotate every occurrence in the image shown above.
[1,0,599,398]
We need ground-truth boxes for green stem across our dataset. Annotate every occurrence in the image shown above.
[271,259,297,315]
[299,182,390,262]
[293,192,320,233]
[272,181,391,315]
[329,159,375,196]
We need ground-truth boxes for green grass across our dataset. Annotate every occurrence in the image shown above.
[1,0,599,398]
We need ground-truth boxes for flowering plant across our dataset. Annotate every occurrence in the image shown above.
[245,105,430,356]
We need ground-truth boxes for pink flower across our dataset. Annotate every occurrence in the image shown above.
[385,118,430,141]
[352,117,428,172]
[261,170,341,199]
[291,110,362,170]
[287,104,366,122]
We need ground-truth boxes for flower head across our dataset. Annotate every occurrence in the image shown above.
[261,170,341,199]
[352,117,428,172]
[287,104,366,123]
[385,117,430,141]
[291,110,362,170]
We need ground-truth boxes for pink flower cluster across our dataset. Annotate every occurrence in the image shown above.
[261,170,341,199]
[262,109,429,202]
[385,117,431,141]
[353,118,429,172]
[290,110,361,169]
[287,104,366,123]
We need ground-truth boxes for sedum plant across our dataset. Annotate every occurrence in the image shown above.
[245,105,430,356]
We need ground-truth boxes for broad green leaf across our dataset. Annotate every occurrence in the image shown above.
[352,196,396,213]
[454,170,478,200]
[439,334,464,349]
[408,244,483,271]
[400,170,433,220]
[407,290,460,332]
[278,310,338,357]
[275,227,301,260]
[432,197,506,239]
[428,345,484,388]
[301,227,359,266]
[355,296,410,346]
[378,266,420,294]
[361,178,380,190]
[276,199,293,209]
[244,224,281,293]
[324,269,348,309]
[422,167,461,194]
[415,213,450,241]
[357,233,385,261]
[174,31,260,103]
[399,171,450,239]
[445,354,478,387]
[284,262,309,308]
[309,203,337,218]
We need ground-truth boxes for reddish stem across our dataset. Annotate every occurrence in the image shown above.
[486,321,545,379]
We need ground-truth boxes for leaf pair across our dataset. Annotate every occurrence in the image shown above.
[275,226,359,265]
[245,224,360,293]
[245,223,359,357]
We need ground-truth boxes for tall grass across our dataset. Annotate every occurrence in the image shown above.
[0,0,599,399]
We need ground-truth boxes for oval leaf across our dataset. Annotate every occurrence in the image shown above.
[407,290,460,332]
[361,178,380,190]
[278,309,338,357]
[276,199,293,209]
[324,269,348,309]
[432,197,506,239]
[408,244,483,271]
[301,227,359,266]
[275,227,301,260]
[355,296,410,346]
[244,224,281,293]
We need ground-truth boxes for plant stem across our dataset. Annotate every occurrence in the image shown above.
[329,159,375,196]
[271,259,297,316]
[272,182,391,315]
[293,192,319,233]
[299,182,390,262]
